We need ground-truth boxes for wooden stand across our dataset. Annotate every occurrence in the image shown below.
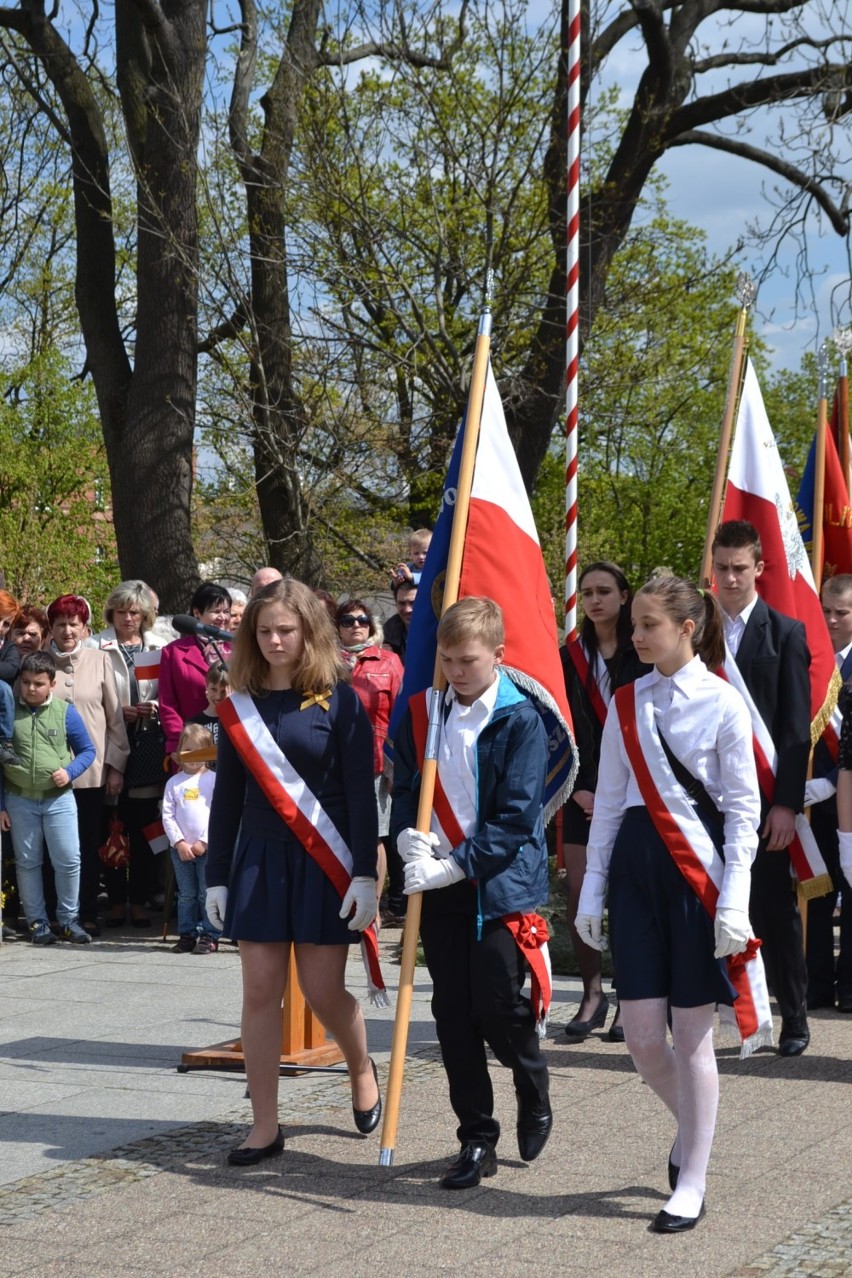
[178,951,345,1073]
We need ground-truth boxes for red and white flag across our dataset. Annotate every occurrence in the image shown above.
[388,364,578,819]
[134,649,161,681]
[722,359,839,738]
[143,819,169,855]
[720,359,838,895]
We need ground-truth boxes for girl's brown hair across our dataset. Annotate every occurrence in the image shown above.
[229,578,345,696]
[634,576,725,670]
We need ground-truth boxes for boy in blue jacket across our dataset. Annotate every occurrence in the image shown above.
[392,597,552,1189]
[0,651,96,945]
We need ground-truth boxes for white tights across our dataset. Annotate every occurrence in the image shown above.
[620,998,718,1219]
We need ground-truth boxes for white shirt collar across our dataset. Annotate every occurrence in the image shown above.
[647,654,706,699]
[837,640,852,664]
[722,594,759,629]
[445,670,501,717]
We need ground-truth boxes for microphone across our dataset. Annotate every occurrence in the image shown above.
[171,614,234,643]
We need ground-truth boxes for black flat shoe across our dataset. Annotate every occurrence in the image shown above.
[651,1202,705,1233]
[353,1058,382,1134]
[105,916,125,929]
[516,1097,553,1162]
[131,916,151,928]
[440,1142,497,1189]
[227,1127,284,1166]
[563,993,609,1040]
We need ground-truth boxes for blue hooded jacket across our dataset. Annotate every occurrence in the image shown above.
[391,671,549,923]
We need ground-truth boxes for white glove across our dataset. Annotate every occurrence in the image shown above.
[574,914,607,952]
[398,828,440,863]
[713,906,751,958]
[804,777,836,807]
[838,831,852,890]
[404,857,465,894]
[205,886,228,930]
[339,877,378,931]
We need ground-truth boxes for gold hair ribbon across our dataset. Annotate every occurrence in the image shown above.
[300,689,332,712]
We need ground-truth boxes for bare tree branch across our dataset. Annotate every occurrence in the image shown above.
[669,129,850,234]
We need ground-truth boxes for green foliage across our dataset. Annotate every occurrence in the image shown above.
[535,206,745,591]
[0,349,117,605]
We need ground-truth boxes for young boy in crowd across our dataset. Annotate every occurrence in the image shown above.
[162,722,221,954]
[391,597,552,1189]
[186,662,230,768]
[391,528,432,588]
[0,651,96,944]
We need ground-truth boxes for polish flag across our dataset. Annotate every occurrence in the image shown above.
[143,819,169,855]
[134,649,161,681]
[387,364,578,819]
[722,360,839,732]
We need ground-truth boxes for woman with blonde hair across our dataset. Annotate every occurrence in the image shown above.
[88,580,168,927]
[206,579,382,1165]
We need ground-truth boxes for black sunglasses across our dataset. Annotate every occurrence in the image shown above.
[340,614,370,627]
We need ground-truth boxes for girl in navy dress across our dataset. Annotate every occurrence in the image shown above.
[576,577,764,1232]
[206,579,381,1165]
[561,561,646,1041]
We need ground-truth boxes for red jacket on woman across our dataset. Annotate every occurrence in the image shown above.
[346,645,403,774]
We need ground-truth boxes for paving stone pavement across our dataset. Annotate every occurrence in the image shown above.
[1,923,851,1277]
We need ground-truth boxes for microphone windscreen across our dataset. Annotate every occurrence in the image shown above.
[171,614,200,636]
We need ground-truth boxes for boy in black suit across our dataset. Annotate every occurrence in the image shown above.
[712,520,812,1055]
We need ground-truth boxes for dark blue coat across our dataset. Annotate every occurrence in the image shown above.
[391,672,549,922]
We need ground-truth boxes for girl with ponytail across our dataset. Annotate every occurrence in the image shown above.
[575,576,768,1233]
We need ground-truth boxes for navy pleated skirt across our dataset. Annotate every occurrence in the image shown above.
[608,806,737,1008]
[223,804,357,945]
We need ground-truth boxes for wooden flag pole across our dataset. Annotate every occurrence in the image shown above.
[378,299,494,1167]
[700,274,756,588]
[834,327,852,494]
[812,345,830,593]
[800,344,832,956]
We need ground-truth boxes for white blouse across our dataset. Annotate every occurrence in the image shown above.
[586,656,760,907]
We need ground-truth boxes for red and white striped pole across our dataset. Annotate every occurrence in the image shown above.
[564,0,581,638]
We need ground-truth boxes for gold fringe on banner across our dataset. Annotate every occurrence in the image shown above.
[810,666,843,748]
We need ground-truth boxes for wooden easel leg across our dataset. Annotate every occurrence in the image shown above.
[178,950,345,1072]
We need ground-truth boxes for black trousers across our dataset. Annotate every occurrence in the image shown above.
[749,840,808,1023]
[384,828,406,915]
[806,797,852,1004]
[75,786,107,923]
[419,910,549,1147]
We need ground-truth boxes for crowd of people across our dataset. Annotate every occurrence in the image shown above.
[3,516,852,1231]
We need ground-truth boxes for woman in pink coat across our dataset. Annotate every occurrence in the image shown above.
[158,583,232,753]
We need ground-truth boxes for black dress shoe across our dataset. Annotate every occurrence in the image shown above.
[563,994,609,1040]
[837,992,852,1013]
[778,1017,810,1057]
[440,1142,498,1189]
[227,1127,284,1166]
[353,1058,382,1134]
[651,1203,705,1233]
[516,1097,553,1162]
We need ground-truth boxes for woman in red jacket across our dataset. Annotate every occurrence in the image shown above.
[336,599,403,920]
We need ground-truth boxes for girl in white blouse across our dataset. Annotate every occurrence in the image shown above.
[576,576,762,1234]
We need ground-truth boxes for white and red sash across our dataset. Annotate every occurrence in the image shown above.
[565,639,610,728]
[410,689,552,1033]
[615,682,773,1057]
[219,693,388,1006]
[410,691,467,850]
[719,654,832,899]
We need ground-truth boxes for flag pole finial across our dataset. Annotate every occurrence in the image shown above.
[735,272,757,311]
[832,325,852,377]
